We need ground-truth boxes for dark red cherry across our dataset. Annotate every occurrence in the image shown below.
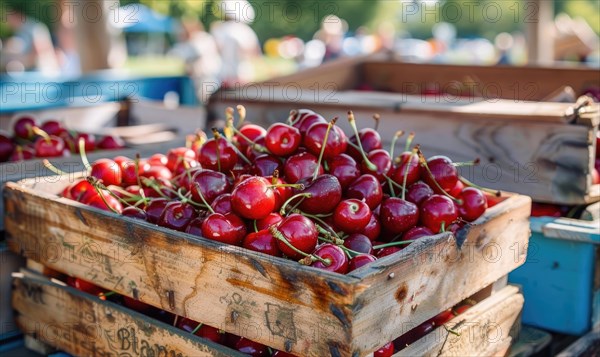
[304,122,347,160]
[201,212,247,245]
[379,197,419,235]
[294,174,342,214]
[166,147,196,172]
[121,206,147,220]
[122,296,154,313]
[430,309,454,326]
[359,213,381,241]
[457,187,487,221]
[265,123,302,156]
[420,195,459,233]
[198,136,238,173]
[310,243,349,274]
[184,216,207,237]
[158,201,196,231]
[348,254,376,272]
[361,149,391,183]
[402,226,434,241]
[449,180,465,198]
[423,156,458,192]
[374,342,394,357]
[327,153,361,190]
[231,176,275,220]
[275,214,318,260]
[9,145,33,161]
[144,198,169,224]
[391,151,421,187]
[294,112,327,136]
[141,165,173,181]
[74,133,96,153]
[255,212,283,231]
[243,229,281,257]
[245,135,267,161]
[343,233,373,254]
[34,135,65,158]
[40,120,65,136]
[250,154,282,176]
[237,123,266,153]
[333,199,372,233]
[271,350,296,357]
[190,170,231,204]
[97,135,125,150]
[211,193,232,214]
[406,181,434,206]
[13,117,36,140]
[376,246,402,258]
[345,174,383,210]
[87,191,123,213]
[347,128,382,162]
[283,151,323,183]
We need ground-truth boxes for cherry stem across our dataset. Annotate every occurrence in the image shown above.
[347,111,377,171]
[287,109,300,126]
[401,147,418,201]
[404,132,415,152]
[453,158,480,167]
[458,176,501,196]
[78,138,91,171]
[135,154,142,188]
[87,176,133,208]
[225,117,269,154]
[43,159,68,176]
[416,148,462,203]
[389,130,404,163]
[312,117,337,181]
[193,182,215,214]
[373,113,380,131]
[443,325,461,336]
[279,192,311,216]
[141,177,170,199]
[98,291,117,298]
[31,126,50,143]
[317,235,360,258]
[211,128,222,172]
[174,188,206,209]
[236,105,246,129]
[268,183,304,190]
[440,221,446,233]
[89,183,120,214]
[190,322,203,335]
[372,240,416,250]
[253,220,258,233]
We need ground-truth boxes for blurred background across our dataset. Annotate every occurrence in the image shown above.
[0,0,598,103]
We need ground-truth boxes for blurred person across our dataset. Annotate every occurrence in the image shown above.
[314,15,347,61]
[54,0,81,76]
[170,19,222,103]
[210,0,261,86]
[495,32,514,65]
[1,6,60,74]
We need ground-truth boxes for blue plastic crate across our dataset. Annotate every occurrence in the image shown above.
[509,216,600,335]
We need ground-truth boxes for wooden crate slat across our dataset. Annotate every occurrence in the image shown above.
[4,176,531,356]
[12,275,243,357]
[394,285,523,356]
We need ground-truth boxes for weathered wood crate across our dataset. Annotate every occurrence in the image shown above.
[208,56,600,205]
[4,173,531,356]
[11,272,523,357]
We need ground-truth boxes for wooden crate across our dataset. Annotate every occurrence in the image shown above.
[208,56,600,205]
[4,174,531,357]
[11,272,523,357]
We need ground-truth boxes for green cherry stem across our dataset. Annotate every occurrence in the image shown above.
[389,130,404,164]
[193,182,215,214]
[78,137,91,171]
[312,117,337,181]
[404,132,415,152]
[42,159,69,176]
[190,322,203,335]
[211,128,222,173]
[372,240,417,250]
[347,111,377,171]
[458,176,501,197]
[268,226,330,265]
[416,147,462,204]
[279,192,311,216]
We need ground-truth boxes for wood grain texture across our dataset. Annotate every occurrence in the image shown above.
[5,177,531,356]
[395,286,523,356]
[209,98,598,205]
[12,275,244,357]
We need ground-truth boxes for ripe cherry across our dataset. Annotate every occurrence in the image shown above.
[304,121,347,159]
[166,147,196,172]
[122,296,154,313]
[293,111,327,136]
[231,176,275,220]
[158,201,195,231]
[144,198,170,224]
[374,342,394,357]
[310,243,349,274]
[201,212,247,245]
[40,120,65,136]
[255,212,283,231]
[449,180,465,198]
[236,123,266,153]
[361,149,391,183]
[347,128,382,162]
[283,151,323,183]
[402,226,434,241]
[190,170,231,204]
[34,135,65,158]
[346,174,383,210]
[148,153,168,166]
[90,158,122,186]
[67,277,106,295]
[198,134,238,173]
[294,174,342,214]
[211,193,232,214]
[348,254,377,272]
[265,123,302,156]
[9,146,33,162]
[333,199,372,233]
[97,135,125,150]
[13,116,35,140]
[391,152,421,187]
[380,197,419,235]
[121,206,147,221]
[376,246,402,258]
[457,187,487,221]
[274,214,318,260]
[343,233,373,254]
[420,195,459,233]
[406,181,434,206]
[326,153,361,190]
[87,192,123,213]
[423,156,458,192]
[185,216,207,237]
[359,213,381,241]
[74,133,96,153]
[250,154,282,176]
[243,229,281,257]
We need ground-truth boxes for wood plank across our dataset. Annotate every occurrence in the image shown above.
[209,100,597,205]
[394,286,523,356]
[4,175,531,356]
[350,195,531,353]
[12,275,243,357]
[556,330,600,357]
